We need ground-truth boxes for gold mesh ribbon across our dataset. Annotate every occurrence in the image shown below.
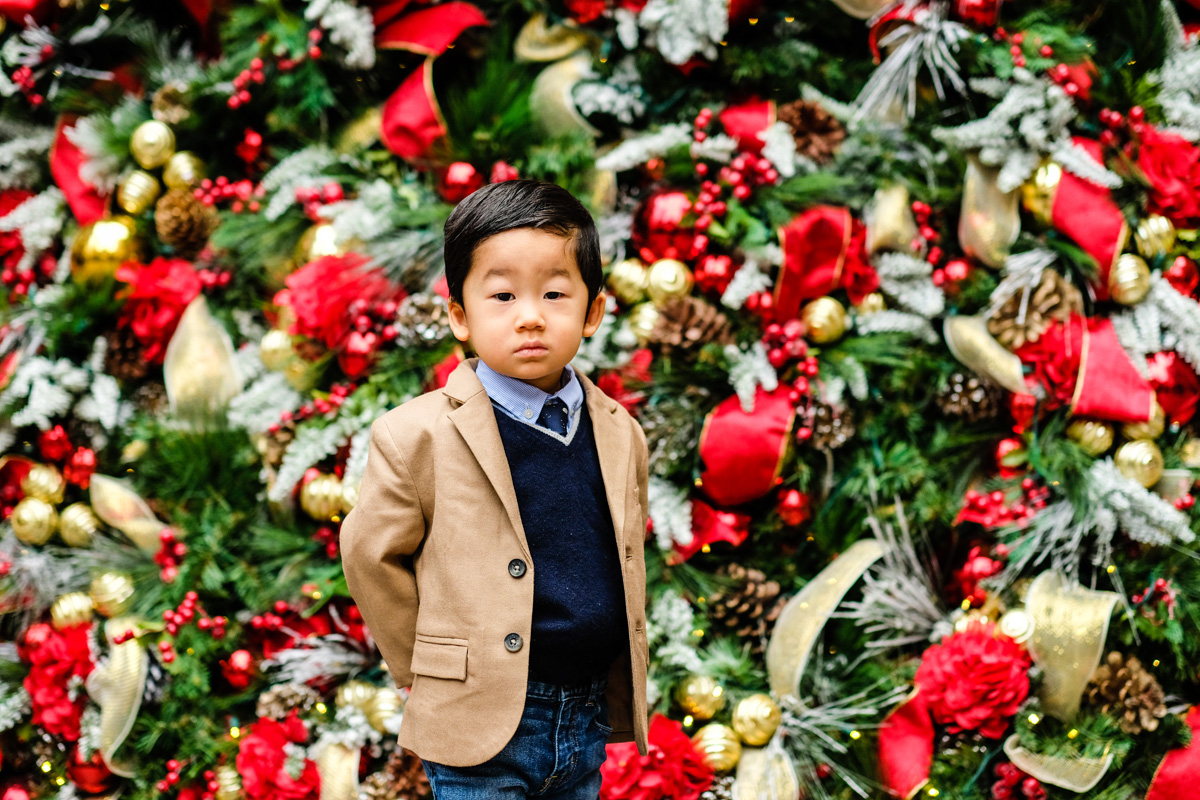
[1026,571,1119,721]
[943,315,1031,396]
[85,617,149,777]
[1004,734,1113,792]
[316,742,361,800]
[734,739,801,800]
[163,295,243,427]
[960,156,1021,269]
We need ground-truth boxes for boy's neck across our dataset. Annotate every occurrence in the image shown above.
[478,360,569,394]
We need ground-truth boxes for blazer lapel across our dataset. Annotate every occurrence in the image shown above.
[579,371,632,552]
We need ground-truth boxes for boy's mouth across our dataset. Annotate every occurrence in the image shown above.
[515,342,548,356]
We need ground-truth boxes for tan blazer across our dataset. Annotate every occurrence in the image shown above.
[340,357,650,767]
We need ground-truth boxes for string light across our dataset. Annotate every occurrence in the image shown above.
[849,730,862,740]
[1067,729,1079,739]
[1028,713,1041,725]
[927,788,940,797]
[683,715,694,726]
[316,702,327,714]
[230,726,241,738]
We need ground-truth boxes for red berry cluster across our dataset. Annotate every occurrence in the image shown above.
[194,177,264,213]
[197,267,232,291]
[1173,492,1196,511]
[155,528,187,583]
[269,382,357,435]
[694,254,738,295]
[113,594,226,658]
[762,318,809,368]
[1048,62,1084,98]
[993,763,1045,800]
[961,477,1050,528]
[250,600,296,632]
[910,200,941,262]
[10,48,50,106]
[313,525,339,559]
[743,289,776,321]
[1132,577,1178,617]
[278,28,325,72]
[1098,105,1147,149]
[1,252,56,302]
[228,57,267,109]
[294,181,345,221]
[154,759,185,793]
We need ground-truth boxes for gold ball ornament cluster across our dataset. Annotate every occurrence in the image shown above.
[1122,401,1166,442]
[1109,254,1152,306]
[12,497,58,545]
[675,674,726,720]
[691,723,742,772]
[300,473,345,521]
[214,765,242,800]
[58,502,100,547]
[608,258,651,306]
[90,571,135,618]
[730,693,782,746]
[130,120,176,169]
[163,151,207,191]
[51,592,94,630]
[1115,440,1165,488]
[70,215,142,285]
[802,297,848,343]
[854,292,886,315]
[1134,215,1176,259]
[21,463,65,503]
[1066,419,1114,456]
[259,328,296,372]
[336,680,403,733]
[117,170,162,216]
[646,259,695,306]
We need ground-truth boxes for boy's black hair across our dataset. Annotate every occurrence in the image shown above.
[443,179,603,307]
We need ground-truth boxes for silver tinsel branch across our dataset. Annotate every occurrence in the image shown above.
[853,309,937,343]
[646,591,704,676]
[0,119,54,189]
[872,252,945,318]
[761,120,816,178]
[0,15,115,102]
[724,340,779,412]
[0,186,65,272]
[574,58,646,125]
[0,532,93,627]
[0,684,30,733]
[304,0,375,70]
[260,146,342,220]
[691,132,739,164]
[260,633,371,686]
[984,247,1058,321]
[1091,459,1193,547]
[1151,0,1200,139]
[721,249,776,310]
[228,372,304,434]
[637,0,728,66]
[309,704,384,760]
[595,123,690,172]
[1112,274,1200,371]
[648,476,693,551]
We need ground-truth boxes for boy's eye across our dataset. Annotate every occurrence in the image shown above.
[545,292,564,300]
[493,292,514,301]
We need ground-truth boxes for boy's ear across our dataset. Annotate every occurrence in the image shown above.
[582,290,607,337]
[447,299,471,342]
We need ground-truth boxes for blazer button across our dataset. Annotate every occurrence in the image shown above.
[504,633,523,652]
[508,558,527,578]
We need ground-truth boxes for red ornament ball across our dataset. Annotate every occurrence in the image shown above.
[631,190,695,263]
[955,0,1001,28]
[1165,256,1199,298]
[437,162,485,204]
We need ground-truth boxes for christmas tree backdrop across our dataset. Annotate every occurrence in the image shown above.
[2,0,1200,797]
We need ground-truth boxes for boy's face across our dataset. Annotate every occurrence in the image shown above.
[447,227,606,393]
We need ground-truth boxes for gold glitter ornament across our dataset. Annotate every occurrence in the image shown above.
[51,592,95,629]
[162,151,207,191]
[260,328,296,372]
[301,473,345,521]
[117,170,162,216]
[801,297,847,344]
[214,765,241,800]
[21,463,65,503]
[646,259,695,307]
[607,258,650,305]
[58,502,100,547]
[1108,254,1152,306]
[129,120,176,169]
[90,572,135,618]
[674,674,726,720]
[1066,419,1114,456]
[1115,440,1165,488]
[294,222,350,266]
[336,680,379,713]
[854,292,886,315]
[1121,401,1165,441]
[730,693,782,746]
[365,687,402,733]
[1134,215,1176,259]
[71,216,142,285]
[627,302,660,345]
[691,723,742,772]
[12,497,58,545]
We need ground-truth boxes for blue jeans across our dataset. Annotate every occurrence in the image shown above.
[421,672,611,799]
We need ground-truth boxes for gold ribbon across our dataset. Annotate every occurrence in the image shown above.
[514,13,593,62]
[1003,734,1113,792]
[89,474,166,551]
[734,739,801,800]
[316,742,361,800]
[163,295,243,427]
[960,156,1021,269]
[85,616,149,777]
[943,315,1032,396]
[1026,571,1119,721]
[529,52,600,139]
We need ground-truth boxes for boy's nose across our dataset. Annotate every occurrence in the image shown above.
[515,301,545,328]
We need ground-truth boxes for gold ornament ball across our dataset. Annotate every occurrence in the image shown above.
[691,723,742,773]
[1121,401,1166,442]
[1115,440,1165,489]
[646,259,695,307]
[90,571,135,618]
[336,680,379,713]
[1021,160,1062,228]
[674,674,726,720]
[58,502,100,548]
[998,608,1033,644]
[259,328,296,372]
[294,222,349,266]
[301,473,345,521]
[71,216,142,285]
[1182,438,1200,469]
[51,592,95,629]
[1134,215,1176,259]
[730,693,782,746]
[1066,418,1115,456]
[366,687,402,733]
[855,292,886,315]
[627,302,660,345]
[129,120,176,169]
[117,170,162,216]
[162,151,207,191]
[12,497,58,545]
[802,297,848,344]
[214,765,241,800]
[1109,254,1152,306]
[21,463,65,503]
[607,258,651,306]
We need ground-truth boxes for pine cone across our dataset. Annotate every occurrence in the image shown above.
[386,747,431,800]
[256,682,320,720]
[130,381,169,416]
[152,80,193,125]
[700,775,736,800]
[647,296,735,355]
[359,772,397,800]
[776,100,846,164]
[393,292,452,349]
[706,564,786,654]
[810,402,855,450]
[257,419,296,470]
[155,188,217,259]
[105,326,150,381]
[1086,651,1168,734]
[936,371,1005,422]
[986,269,1083,350]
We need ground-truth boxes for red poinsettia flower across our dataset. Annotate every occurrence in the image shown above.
[1134,126,1200,229]
[600,714,713,800]
[914,622,1031,739]
[236,711,321,800]
[115,257,203,364]
[18,622,95,741]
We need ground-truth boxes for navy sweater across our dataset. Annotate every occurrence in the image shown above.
[492,400,628,683]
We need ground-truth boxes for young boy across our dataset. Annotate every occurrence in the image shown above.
[341,179,650,799]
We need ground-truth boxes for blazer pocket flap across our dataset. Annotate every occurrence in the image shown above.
[411,636,468,681]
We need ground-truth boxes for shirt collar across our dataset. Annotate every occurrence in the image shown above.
[475,360,584,422]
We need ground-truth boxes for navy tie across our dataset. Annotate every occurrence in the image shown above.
[537,398,569,436]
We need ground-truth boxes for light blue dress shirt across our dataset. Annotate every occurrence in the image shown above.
[475,360,585,444]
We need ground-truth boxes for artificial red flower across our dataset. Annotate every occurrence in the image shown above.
[1134,126,1200,229]
[236,711,321,800]
[672,499,750,564]
[600,714,713,800]
[1146,351,1200,426]
[914,622,1031,739]
[564,0,607,23]
[220,649,255,690]
[115,257,203,364]
[37,425,72,462]
[18,622,95,741]
[596,348,653,411]
[951,546,1004,607]
[63,447,96,489]
[0,190,34,272]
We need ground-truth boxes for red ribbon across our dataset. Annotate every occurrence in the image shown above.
[375,2,488,164]
[718,98,774,156]
[776,206,878,320]
[878,690,933,799]
[0,0,54,24]
[672,499,751,564]
[1049,138,1128,300]
[1146,707,1200,800]
[697,387,794,507]
[50,117,109,226]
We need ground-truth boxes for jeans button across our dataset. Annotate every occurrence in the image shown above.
[508,558,527,578]
[504,632,523,652]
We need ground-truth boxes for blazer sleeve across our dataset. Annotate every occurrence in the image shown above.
[340,417,425,689]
